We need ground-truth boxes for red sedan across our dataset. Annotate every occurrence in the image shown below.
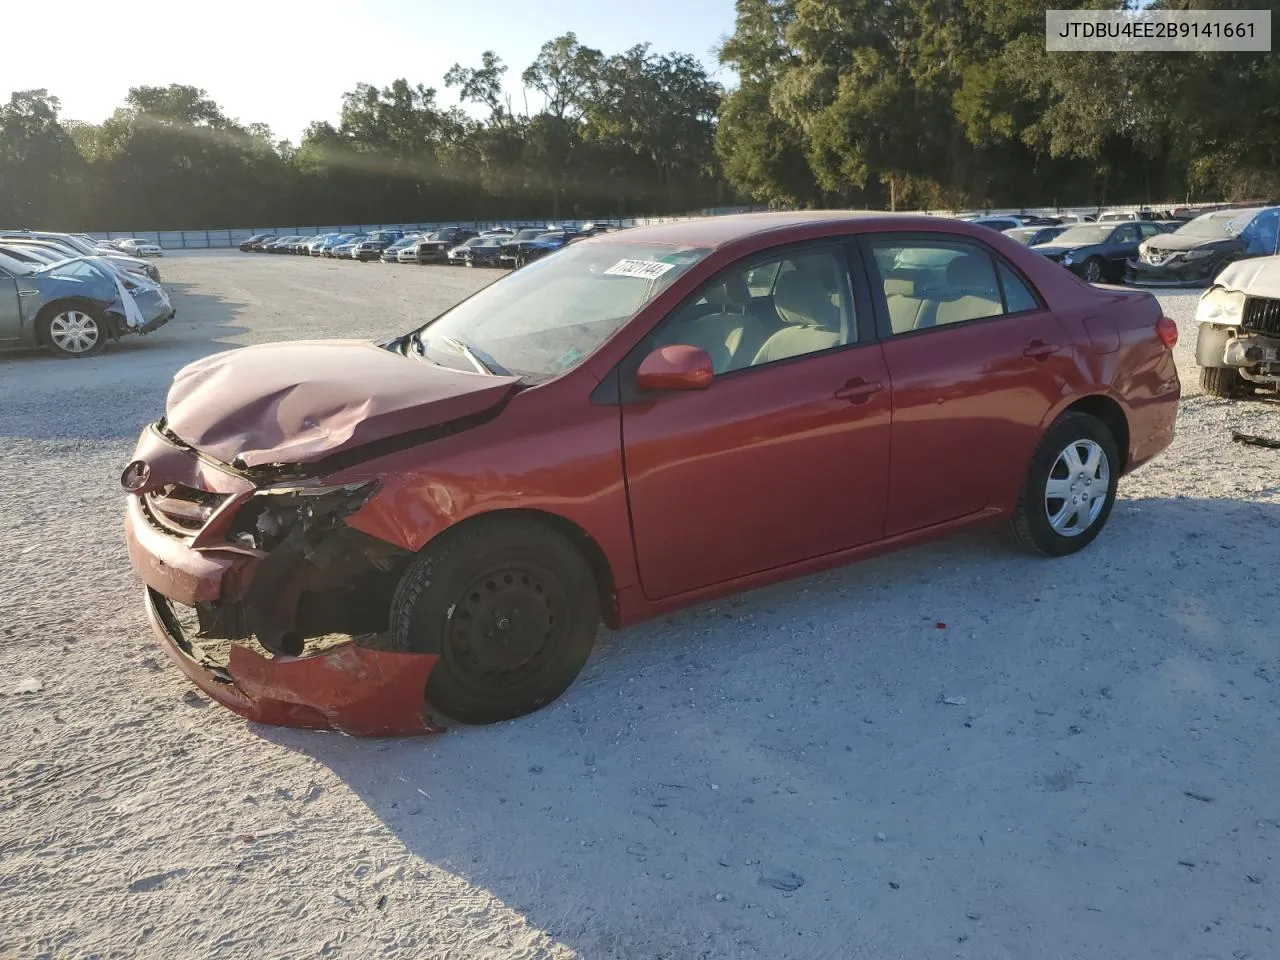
[122,212,1180,734]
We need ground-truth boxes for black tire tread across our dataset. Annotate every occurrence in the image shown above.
[1200,365,1249,399]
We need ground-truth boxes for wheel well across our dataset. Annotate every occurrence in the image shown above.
[438,509,621,629]
[1063,395,1129,472]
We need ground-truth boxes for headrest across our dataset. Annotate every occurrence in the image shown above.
[883,277,916,297]
[705,272,751,311]
[774,270,838,329]
[945,253,994,291]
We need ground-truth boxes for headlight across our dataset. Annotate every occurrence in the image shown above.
[231,482,380,550]
[1195,287,1245,326]
[1184,248,1215,260]
[1060,252,1075,265]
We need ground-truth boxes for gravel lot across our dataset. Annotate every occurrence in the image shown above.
[2,250,1278,960]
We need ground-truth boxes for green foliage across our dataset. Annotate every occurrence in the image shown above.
[715,0,1280,209]
[3,11,1278,230]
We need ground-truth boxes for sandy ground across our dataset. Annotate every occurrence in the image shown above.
[1,250,1278,960]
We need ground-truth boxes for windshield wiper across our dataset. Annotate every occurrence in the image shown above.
[436,334,510,376]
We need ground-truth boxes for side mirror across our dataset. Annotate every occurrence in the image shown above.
[636,344,714,391]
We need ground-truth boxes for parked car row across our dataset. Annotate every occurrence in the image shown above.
[993,206,1280,287]
[0,229,174,358]
[238,222,621,269]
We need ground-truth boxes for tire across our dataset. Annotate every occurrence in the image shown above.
[40,300,108,358]
[1010,412,1120,557]
[1200,365,1250,399]
[1082,257,1104,284]
[390,516,601,725]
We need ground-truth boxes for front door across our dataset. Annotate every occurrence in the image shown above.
[620,243,892,600]
[1108,223,1142,269]
[0,272,23,343]
[863,235,1077,536]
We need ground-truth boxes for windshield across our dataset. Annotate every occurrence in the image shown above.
[1055,225,1114,244]
[1176,209,1265,239]
[510,229,543,242]
[409,240,711,380]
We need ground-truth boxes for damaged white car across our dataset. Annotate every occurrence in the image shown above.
[1195,256,1280,397]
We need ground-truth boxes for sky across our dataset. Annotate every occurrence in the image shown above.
[0,0,739,143]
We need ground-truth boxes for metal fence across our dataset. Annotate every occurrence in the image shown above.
[83,212,747,250]
[82,201,1243,249]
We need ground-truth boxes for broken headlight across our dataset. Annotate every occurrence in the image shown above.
[230,482,379,551]
[1196,287,1245,326]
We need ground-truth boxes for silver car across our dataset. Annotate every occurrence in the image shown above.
[0,252,174,357]
[0,232,161,282]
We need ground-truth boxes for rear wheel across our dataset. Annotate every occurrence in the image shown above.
[1011,412,1119,557]
[1200,365,1250,399]
[41,301,108,358]
[390,516,601,725]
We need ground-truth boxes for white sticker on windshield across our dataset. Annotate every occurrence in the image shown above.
[604,258,675,280]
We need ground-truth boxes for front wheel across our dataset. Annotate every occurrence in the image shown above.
[42,301,108,358]
[1200,366,1250,399]
[390,517,601,725]
[1010,412,1120,557]
[1081,257,1104,284]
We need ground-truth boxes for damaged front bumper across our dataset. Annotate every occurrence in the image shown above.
[144,586,440,735]
[122,427,442,736]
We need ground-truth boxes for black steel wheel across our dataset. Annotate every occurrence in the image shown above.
[390,516,600,724]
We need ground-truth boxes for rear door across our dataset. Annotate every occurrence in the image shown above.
[861,234,1077,536]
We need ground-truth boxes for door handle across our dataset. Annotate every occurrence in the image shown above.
[1023,340,1061,361]
[834,378,884,403]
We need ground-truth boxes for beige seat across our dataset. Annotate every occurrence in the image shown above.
[922,254,1003,328]
[884,277,932,334]
[752,269,843,365]
[658,274,765,373]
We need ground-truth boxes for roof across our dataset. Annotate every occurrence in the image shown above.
[592,210,944,248]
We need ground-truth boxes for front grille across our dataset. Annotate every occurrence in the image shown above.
[1242,296,1280,336]
[1143,247,1177,265]
[144,484,227,535]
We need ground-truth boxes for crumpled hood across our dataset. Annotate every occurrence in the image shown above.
[164,339,520,468]
[1142,233,1239,252]
[1214,255,1280,299]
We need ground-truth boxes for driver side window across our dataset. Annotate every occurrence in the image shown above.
[650,247,856,375]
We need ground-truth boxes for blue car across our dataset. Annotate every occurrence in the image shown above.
[0,251,174,357]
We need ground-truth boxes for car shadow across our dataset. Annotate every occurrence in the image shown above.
[254,495,1280,957]
[0,281,250,442]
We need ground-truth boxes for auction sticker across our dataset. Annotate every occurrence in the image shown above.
[604,259,675,280]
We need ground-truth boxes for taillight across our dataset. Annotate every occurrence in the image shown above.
[1156,315,1178,347]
